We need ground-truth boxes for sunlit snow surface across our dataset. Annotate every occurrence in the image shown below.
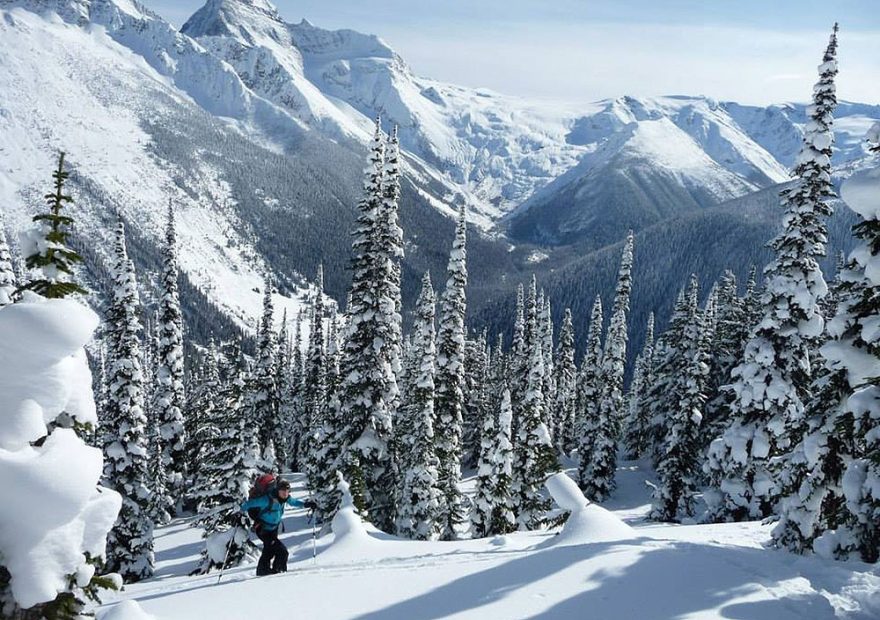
[97,463,879,620]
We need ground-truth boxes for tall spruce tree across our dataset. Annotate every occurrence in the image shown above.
[539,293,557,437]
[509,283,527,437]
[703,270,747,441]
[252,279,279,463]
[775,121,880,562]
[273,310,294,470]
[193,342,258,573]
[624,313,655,459]
[434,205,469,540]
[512,287,559,530]
[462,333,490,468]
[584,232,634,501]
[576,295,605,491]
[103,221,154,582]
[395,273,441,540]
[185,342,222,511]
[705,25,839,523]
[554,308,578,455]
[474,389,517,537]
[286,311,306,470]
[303,267,328,489]
[379,124,405,414]
[330,120,397,529]
[649,275,708,522]
[155,203,187,510]
[643,290,690,466]
[19,152,87,298]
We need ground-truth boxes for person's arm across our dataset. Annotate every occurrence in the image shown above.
[285,496,305,508]
[240,495,269,513]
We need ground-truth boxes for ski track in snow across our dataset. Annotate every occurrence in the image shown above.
[96,467,880,620]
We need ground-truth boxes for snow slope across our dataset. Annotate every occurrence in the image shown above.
[4,0,878,237]
[505,95,880,247]
[0,3,317,328]
[96,465,880,620]
[178,0,880,224]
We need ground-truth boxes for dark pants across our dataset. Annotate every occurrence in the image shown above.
[256,527,288,576]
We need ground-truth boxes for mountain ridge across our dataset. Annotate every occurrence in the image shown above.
[1,0,878,351]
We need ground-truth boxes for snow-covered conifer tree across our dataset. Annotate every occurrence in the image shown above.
[576,295,604,490]
[705,25,839,522]
[703,271,746,438]
[378,124,405,414]
[474,389,517,537]
[509,283,527,436]
[251,279,278,461]
[325,305,341,394]
[781,121,880,562]
[0,295,121,618]
[462,333,490,468]
[434,205,468,539]
[328,120,397,528]
[154,203,187,510]
[395,273,441,539]
[185,342,221,510]
[650,275,708,522]
[193,342,258,573]
[103,221,154,582]
[554,308,578,455]
[583,232,633,500]
[624,312,655,459]
[512,293,559,529]
[539,293,556,436]
[303,268,329,494]
[19,152,87,299]
[273,310,295,470]
[472,385,498,538]
[286,310,306,470]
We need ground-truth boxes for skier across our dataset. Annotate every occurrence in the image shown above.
[239,478,316,576]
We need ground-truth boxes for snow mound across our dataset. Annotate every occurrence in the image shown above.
[545,472,635,546]
[0,297,121,609]
[320,472,377,561]
[99,600,156,620]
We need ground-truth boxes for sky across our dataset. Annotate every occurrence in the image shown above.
[151,0,880,106]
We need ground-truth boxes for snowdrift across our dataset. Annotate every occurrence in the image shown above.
[318,473,381,562]
[545,472,635,546]
[99,600,156,620]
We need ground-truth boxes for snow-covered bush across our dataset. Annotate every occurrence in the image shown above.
[0,295,121,617]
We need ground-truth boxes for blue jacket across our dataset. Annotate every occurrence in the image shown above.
[240,492,305,528]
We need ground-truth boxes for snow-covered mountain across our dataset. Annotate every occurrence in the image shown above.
[505,95,880,247]
[177,0,880,230]
[2,0,879,334]
[0,0,325,330]
[0,0,525,333]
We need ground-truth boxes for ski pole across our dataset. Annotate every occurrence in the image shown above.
[216,525,239,586]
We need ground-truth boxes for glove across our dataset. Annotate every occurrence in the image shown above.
[303,499,317,511]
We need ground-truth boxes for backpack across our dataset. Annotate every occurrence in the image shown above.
[246,473,277,530]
